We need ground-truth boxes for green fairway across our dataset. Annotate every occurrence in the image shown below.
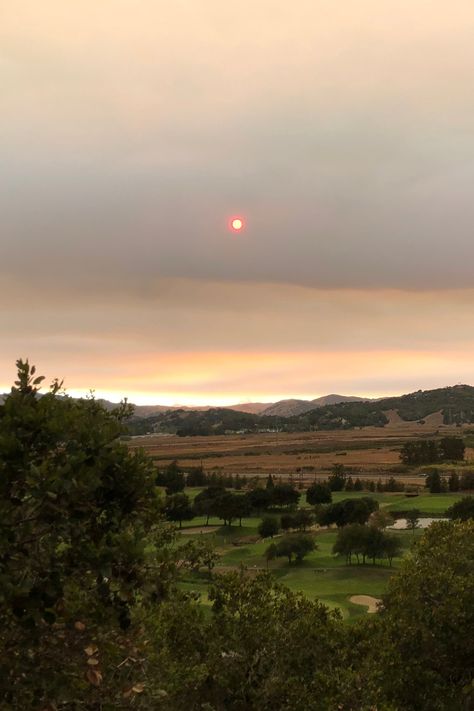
[174,486,466,619]
[178,514,420,620]
[384,492,464,514]
[329,490,466,515]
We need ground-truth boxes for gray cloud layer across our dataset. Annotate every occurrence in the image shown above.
[2,2,474,399]
[2,1,474,292]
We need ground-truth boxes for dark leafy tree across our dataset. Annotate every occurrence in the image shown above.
[271,483,300,508]
[164,493,194,528]
[447,496,474,521]
[267,534,316,564]
[400,440,439,466]
[425,469,442,493]
[375,521,474,710]
[292,508,314,531]
[369,509,394,530]
[405,509,420,536]
[333,525,402,566]
[384,476,404,492]
[345,476,354,491]
[438,436,465,462]
[233,493,251,526]
[0,360,174,707]
[333,524,369,565]
[401,437,465,466]
[306,482,332,505]
[212,492,242,526]
[448,471,460,492]
[246,487,273,512]
[178,538,219,578]
[186,465,207,487]
[364,526,386,565]
[317,497,378,528]
[382,534,403,566]
[258,516,280,538]
[328,464,347,491]
[280,513,295,531]
[157,459,186,494]
[193,485,225,524]
[460,471,474,491]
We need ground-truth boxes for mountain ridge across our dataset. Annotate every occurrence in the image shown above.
[127,384,474,436]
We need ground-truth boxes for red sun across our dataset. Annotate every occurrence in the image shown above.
[230,217,244,232]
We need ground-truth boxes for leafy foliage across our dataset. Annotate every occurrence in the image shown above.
[333,524,401,566]
[266,534,316,564]
[317,497,379,527]
[258,516,279,538]
[447,496,474,521]
[375,521,474,710]
[0,360,173,707]
[400,437,465,465]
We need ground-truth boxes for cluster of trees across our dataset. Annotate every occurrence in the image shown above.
[424,469,474,493]
[447,496,474,521]
[319,466,407,494]
[400,436,465,465]
[164,481,303,529]
[266,534,316,564]
[257,510,317,539]
[333,524,402,566]
[156,462,247,493]
[317,496,379,527]
[1,363,473,710]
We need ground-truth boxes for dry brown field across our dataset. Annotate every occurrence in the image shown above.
[128,420,474,485]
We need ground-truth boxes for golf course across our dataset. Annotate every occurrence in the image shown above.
[176,489,466,619]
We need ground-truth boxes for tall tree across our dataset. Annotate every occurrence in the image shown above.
[306,482,332,505]
[376,521,474,710]
[447,496,474,521]
[164,493,194,528]
[405,509,421,536]
[0,360,172,707]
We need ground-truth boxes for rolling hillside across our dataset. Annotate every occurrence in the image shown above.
[127,384,474,436]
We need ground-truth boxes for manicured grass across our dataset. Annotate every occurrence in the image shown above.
[329,490,466,515]
[178,515,420,620]
[384,492,465,515]
[175,486,464,619]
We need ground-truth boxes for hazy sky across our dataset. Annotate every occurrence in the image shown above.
[2,1,474,404]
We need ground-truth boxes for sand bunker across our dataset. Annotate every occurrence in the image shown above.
[349,595,381,613]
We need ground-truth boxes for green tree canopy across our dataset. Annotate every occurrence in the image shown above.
[0,360,173,707]
[375,521,474,710]
[447,495,474,521]
[258,516,279,538]
[266,534,316,564]
[306,482,332,505]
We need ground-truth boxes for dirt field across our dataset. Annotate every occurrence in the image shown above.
[128,422,473,484]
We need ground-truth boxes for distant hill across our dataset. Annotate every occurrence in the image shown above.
[225,402,271,414]
[259,399,315,417]
[95,396,362,418]
[126,384,474,436]
[261,394,367,417]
